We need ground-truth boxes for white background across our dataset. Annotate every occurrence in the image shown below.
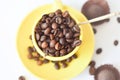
[0,0,120,80]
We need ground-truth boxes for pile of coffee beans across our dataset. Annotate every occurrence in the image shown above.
[27,45,77,70]
[34,9,81,57]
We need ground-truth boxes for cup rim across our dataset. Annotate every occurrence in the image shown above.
[32,11,82,61]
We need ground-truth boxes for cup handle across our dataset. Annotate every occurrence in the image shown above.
[53,0,63,10]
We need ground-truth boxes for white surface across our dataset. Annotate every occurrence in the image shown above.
[0,0,120,80]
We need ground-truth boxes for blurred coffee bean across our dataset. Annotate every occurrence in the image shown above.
[41,41,48,48]
[35,33,40,41]
[52,23,58,29]
[40,35,46,41]
[41,23,48,29]
[50,40,57,48]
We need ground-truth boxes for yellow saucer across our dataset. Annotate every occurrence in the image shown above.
[16,4,94,80]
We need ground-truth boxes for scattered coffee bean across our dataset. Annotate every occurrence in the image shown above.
[54,62,60,70]
[89,66,96,75]
[27,53,33,59]
[61,62,68,68]
[89,60,96,67]
[96,48,102,54]
[34,57,39,61]
[93,28,97,34]
[71,54,77,59]
[66,57,72,62]
[19,76,25,80]
[37,60,43,65]
[29,35,32,40]
[27,46,34,54]
[117,17,120,23]
[33,53,40,58]
[43,59,49,64]
[114,40,119,46]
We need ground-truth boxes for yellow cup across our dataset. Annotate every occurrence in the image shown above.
[32,0,82,61]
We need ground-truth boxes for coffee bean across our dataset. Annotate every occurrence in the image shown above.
[29,35,32,40]
[19,76,25,80]
[44,27,51,35]
[27,46,34,54]
[62,11,69,17]
[49,13,55,17]
[53,29,58,36]
[45,18,51,23]
[27,53,33,59]
[58,32,64,38]
[117,17,120,23]
[49,48,56,54]
[60,24,65,29]
[34,57,39,61]
[37,60,43,65]
[60,49,67,56]
[33,53,40,58]
[73,25,80,32]
[71,54,77,59]
[55,37,59,41]
[89,60,96,67]
[41,23,48,29]
[35,33,40,41]
[55,51,60,57]
[52,23,58,29]
[59,38,66,45]
[56,17,62,24]
[55,42,61,50]
[32,46,36,52]
[40,35,46,41]
[69,20,75,28]
[114,40,119,46]
[54,63,60,70]
[65,32,73,38]
[61,62,68,68]
[73,33,80,37]
[66,39,73,43]
[50,34,54,40]
[43,59,49,63]
[67,47,73,53]
[50,40,57,48]
[89,66,96,75]
[55,9,62,15]
[41,41,48,48]
[38,41,42,47]
[66,57,72,62]
[63,28,69,35]
[93,28,97,34]
[96,48,102,54]
[72,40,82,47]
[66,17,71,24]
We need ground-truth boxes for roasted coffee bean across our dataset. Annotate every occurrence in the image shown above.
[54,63,60,70]
[69,20,75,28]
[35,33,40,41]
[38,41,42,47]
[29,35,32,40]
[96,48,102,54]
[117,17,120,23]
[58,32,64,37]
[53,29,58,36]
[71,54,77,59]
[49,12,55,17]
[114,40,119,46]
[67,48,73,53]
[40,35,46,41]
[72,40,82,47]
[44,27,51,35]
[89,60,96,67]
[49,48,56,54]
[55,42,61,50]
[62,11,69,17]
[33,53,40,58]
[34,57,39,61]
[59,38,66,45]
[56,17,62,24]
[63,28,69,35]
[66,17,71,24]
[45,18,51,23]
[61,62,68,68]
[55,9,62,15]
[50,34,54,40]
[73,25,80,32]
[65,32,73,38]
[37,60,43,65]
[32,46,36,52]
[27,53,33,59]
[28,46,34,54]
[89,66,96,75]
[55,37,59,41]
[41,41,48,48]
[60,49,67,56]
[50,40,57,48]
[66,57,72,62]
[52,23,58,29]
[41,23,48,29]
[73,33,80,37]
[66,39,73,43]
[35,27,41,33]
[43,59,49,63]
[60,24,66,29]
[55,51,60,57]
[19,76,25,80]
